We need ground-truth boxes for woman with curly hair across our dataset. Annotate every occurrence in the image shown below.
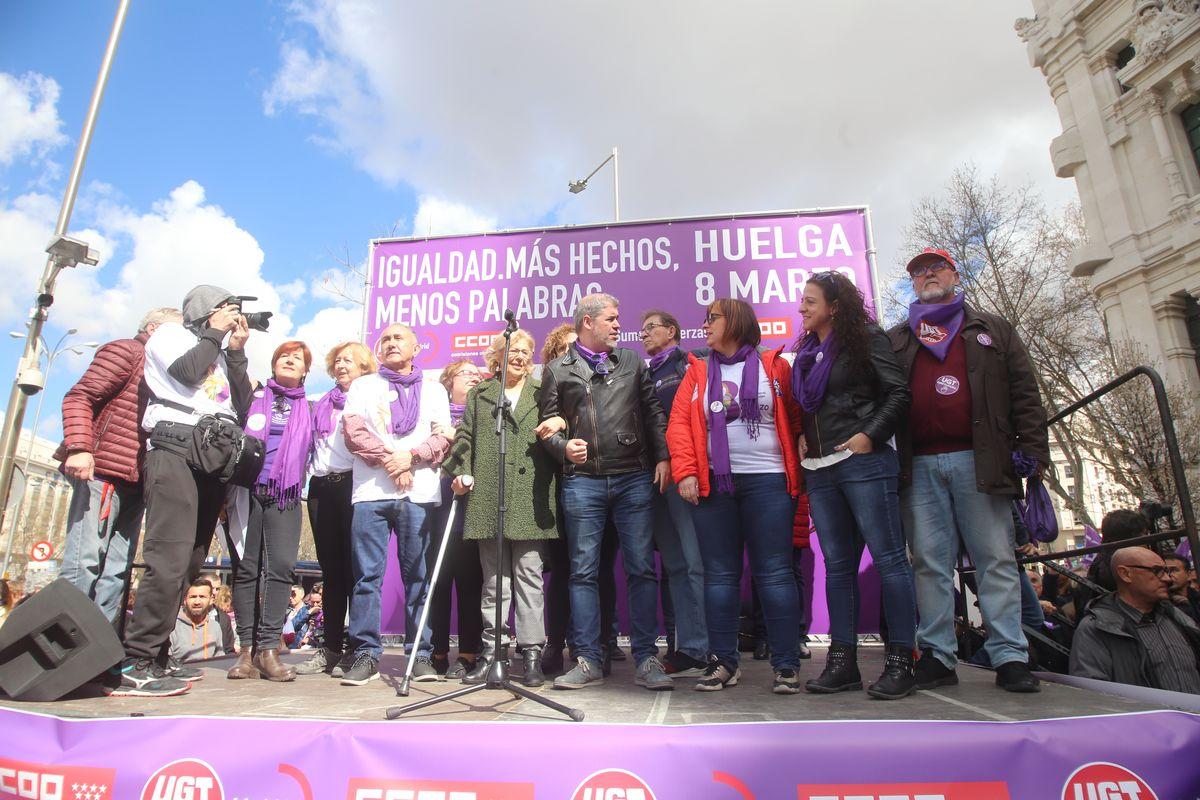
[793,272,918,700]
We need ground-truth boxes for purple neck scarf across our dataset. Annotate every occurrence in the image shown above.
[449,401,467,427]
[574,342,614,376]
[908,292,965,362]
[312,385,346,439]
[648,345,679,372]
[246,379,312,507]
[378,365,423,437]
[708,345,761,495]
[793,332,838,413]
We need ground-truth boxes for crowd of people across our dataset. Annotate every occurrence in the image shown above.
[33,246,1200,702]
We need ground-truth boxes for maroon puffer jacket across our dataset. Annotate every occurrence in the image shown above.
[55,333,150,484]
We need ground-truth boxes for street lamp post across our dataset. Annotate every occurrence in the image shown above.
[568,146,620,221]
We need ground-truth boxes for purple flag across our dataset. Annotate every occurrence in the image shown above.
[1080,524,1101,568]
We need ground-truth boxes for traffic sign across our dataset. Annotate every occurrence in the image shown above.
[29,541,53,562]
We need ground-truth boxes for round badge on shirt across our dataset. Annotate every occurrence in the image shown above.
[388,390,399,401]
[935,376,961,396]
[246,412,267,431]
[815,352,824,363]
[709,400,725,413]
[977,332,993,347]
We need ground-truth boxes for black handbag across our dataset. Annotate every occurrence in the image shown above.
[191,415,265,488]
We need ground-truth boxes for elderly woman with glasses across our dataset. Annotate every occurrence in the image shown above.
[666,298,807,694]
[443,329,558,687]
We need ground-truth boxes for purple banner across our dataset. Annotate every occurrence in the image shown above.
[366,209,875,367]
[3,707,1197,799]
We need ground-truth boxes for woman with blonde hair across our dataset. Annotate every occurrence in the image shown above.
[443,329,558,687]
[296,341,377,678]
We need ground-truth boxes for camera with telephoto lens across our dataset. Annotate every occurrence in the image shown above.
[243,311,273,332]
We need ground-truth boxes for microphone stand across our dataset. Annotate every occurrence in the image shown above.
[386,316,583,722]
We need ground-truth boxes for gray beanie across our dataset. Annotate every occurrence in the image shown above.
[181,285,238,330]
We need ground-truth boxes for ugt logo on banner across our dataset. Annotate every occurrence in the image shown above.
[571,769,656,800]
[1061,763,1157,800]
[140,760,223,800]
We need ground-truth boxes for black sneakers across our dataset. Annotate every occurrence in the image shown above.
[694,658,741,692]
[340,654,380,686]
[162,656,204,682]
[105,658,191,697]
[996,661,1041,693]
[772,669,802,695]
[913,649,959,689]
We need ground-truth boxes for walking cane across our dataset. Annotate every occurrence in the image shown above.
[397,481,469,697]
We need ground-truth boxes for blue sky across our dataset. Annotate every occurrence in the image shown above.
[0,1,1073,441]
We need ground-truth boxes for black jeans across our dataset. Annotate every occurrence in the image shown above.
[124,448,225,661]
[232,490,303,650]
[307,472,354,653]
[427,479,484,655]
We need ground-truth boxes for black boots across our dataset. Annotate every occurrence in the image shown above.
[805,642,862,693]
[462,657,491,685]
[867,645,917,700]
[522,647,545,687]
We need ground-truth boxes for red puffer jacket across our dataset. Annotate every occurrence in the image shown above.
[55,333,150,484]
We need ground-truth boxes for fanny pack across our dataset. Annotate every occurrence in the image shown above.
[149,399,265,488]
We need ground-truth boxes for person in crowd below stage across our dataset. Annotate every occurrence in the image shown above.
[297,341,377,678]
[57,307,183,625]
[640,309,708,678]
[227,341,314,682]
[791,274,917,700]
[291,583,325,649]
[444,330,558,688]
[1067,508,1151,622]
[888,248,1048,694]
[0,578,13,629]
[424,359,485,679]
[540,293,673,691]
[111,285,254,697]
[1164,553,1200,623]
[1070,546,1200,693]
[170,578,232,664]
[213,584,236,651]
[667,299,806,694]
[340,323,452,686]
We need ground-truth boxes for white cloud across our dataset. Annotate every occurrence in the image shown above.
[293,304,364,392]
[0,72,67,167]
[266,1,1076,279]
[408,195,498,238]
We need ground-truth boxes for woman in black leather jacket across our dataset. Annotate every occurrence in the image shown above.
[792,272,919,700]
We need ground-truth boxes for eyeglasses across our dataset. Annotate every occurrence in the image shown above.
[640,322,667,335]
[1125,565,1170,579]
[910,261,955,278]
[509,348,532,358]
[703,312,724,325]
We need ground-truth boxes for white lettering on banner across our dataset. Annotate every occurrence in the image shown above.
[0,768,64,800]
[376,250,500,288]
[568,237,672,275]
[377,282,601,332]
[505,241,561,279]
[147,776,216,800]
[1070,784,1145,800]
[723,267,856,305]
[353,792,477,800]
[579,791,647,800]
[694,224,853,264]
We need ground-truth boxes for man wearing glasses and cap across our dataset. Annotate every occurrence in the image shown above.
[109,285,255,697]
[888,248,1050,694]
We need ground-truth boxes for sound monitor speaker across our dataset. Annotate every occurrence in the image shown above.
[0,578,124,701]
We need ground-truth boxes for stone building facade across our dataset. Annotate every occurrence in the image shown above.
[1018,0,1200,396]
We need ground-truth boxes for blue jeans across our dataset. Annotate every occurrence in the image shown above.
[690,472,800,671]
[806,447,917,649]
[653,484,708,661]
[561,472,659,665]
[59,477,145,625]
[347,498,433,661]
[901,450,1027,669]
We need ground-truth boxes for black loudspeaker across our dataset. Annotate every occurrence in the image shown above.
[0,578,124,701]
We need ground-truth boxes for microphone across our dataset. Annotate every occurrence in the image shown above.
[503,309,518,332]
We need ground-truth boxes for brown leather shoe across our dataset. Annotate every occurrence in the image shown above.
[226,648,260,680]
[254,648,297,682]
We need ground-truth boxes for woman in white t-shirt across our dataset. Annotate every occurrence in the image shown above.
[666,298,807,695]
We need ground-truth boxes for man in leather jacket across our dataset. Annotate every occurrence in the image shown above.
[539,293,672,690]
[888,248,1050,694]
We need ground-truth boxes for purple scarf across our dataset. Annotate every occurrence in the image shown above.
[378,365,423,437]
[574,342,613,376]
[312,385,345,439]
[648,345,678,372]
[1014,451,1059,544]
[792,332,838,413]
[908,292,965,362]
[246,379,312,507]
[708,345,761,495]
[449,401,467,427]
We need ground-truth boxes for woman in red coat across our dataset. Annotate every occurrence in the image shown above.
[666,298,806,694]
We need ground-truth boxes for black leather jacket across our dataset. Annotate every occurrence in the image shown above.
[538,345,669,476]
[801,325,911,458]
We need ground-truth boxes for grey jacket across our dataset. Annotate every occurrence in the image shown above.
[1069,593,1200,689]
[169,608,231,663]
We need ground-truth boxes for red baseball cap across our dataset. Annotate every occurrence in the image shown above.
[905,247,957,274]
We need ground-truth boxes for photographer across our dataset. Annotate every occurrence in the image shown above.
[109,285,253,697]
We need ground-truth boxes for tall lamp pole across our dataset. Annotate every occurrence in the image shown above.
[568,146,620,221]
[0,0,130,560]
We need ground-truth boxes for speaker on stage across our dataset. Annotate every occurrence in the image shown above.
[0,578,124,701]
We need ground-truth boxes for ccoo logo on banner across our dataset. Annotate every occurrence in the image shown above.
[1061,763,1157,800]
[795,783,1010,800]
[345,778,534,799]
[140,760,223,800]
[0,757,116,800]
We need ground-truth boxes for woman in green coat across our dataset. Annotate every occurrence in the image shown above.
[443,329,557,687]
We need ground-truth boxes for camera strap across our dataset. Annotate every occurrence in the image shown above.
[149,396,239,425]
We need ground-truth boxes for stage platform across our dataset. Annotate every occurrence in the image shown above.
[3,644,1199,799]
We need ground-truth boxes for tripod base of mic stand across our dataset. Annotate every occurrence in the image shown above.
[385,658,584,722]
